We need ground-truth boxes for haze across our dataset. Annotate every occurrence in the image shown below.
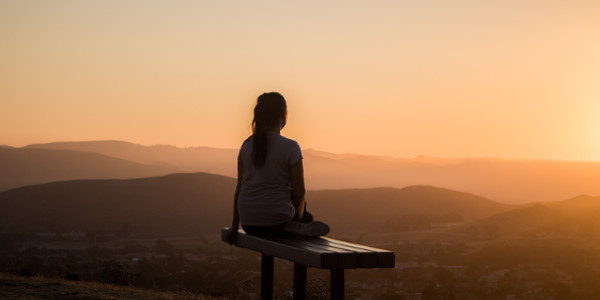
[1,1,599,160]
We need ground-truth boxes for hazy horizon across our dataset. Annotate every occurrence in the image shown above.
[5,139,600,163]
[4,139,600,205]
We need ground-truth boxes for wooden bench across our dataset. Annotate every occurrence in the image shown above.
[221,228,395,299]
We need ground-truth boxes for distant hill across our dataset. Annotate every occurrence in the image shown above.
[547,194,600,214]
[25,140,237,176]
[308,186,513,233]
[22,140,600,204]
[472,204,562,238]
[464,195,600,239]
[0,173,236,237]
[0,148,176,192]
[303,152,600,204]
[0,173,514,237]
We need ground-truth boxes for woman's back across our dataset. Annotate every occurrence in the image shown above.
[237,132,302,226]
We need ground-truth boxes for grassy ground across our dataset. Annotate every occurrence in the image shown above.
[0,273,228,300]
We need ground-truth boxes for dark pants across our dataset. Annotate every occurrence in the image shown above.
[243,223,287,236]
[243,208,314,236]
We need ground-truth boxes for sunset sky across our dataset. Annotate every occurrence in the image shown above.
[1,0,599,160]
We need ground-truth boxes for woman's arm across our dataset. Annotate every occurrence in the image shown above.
[290,159,306,221]
[224,158,243,244]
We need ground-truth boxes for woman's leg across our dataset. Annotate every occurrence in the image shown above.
[243,224,286,236]
[284,202,329,237]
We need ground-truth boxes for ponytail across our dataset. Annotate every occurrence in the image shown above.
[251,92,287,167]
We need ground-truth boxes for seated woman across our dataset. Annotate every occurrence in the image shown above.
[224,92,329,242]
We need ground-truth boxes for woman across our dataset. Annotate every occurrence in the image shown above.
[224,92,328,243]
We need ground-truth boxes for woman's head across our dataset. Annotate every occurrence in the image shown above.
[252,92,287,133]
[251,92,287,167]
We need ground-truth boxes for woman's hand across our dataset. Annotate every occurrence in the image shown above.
[224,226,239,245]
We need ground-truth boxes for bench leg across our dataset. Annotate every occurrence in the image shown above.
[261,254,274,300]
[330,268,344,300]
[293,263,307,300]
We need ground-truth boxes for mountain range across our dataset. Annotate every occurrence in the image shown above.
[2,140,600,204]
[0,172,510,237]
[2,172,599,240]
[0,147,175,192]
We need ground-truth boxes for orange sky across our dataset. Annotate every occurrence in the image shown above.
[1,1,599,160]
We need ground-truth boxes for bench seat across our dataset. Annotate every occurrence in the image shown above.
[221,228,395,299]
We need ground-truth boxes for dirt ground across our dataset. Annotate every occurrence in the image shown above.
[0,273,225,300]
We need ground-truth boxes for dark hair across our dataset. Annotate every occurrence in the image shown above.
[252,92,287,167]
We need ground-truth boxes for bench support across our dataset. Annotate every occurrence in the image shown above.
[264,260,344,300]
[293,263,307,300]
[261,254,274,300]
[223,228,394,299]
[331,268,344,300]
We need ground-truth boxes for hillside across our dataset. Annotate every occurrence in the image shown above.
[308,186,513,233]
[0,173,236,237]
[21,140,600,204]
[0,273,224,300]
[469,204,562,238]
[25,140,237,176]
[463,195,600,240]
[0,148,176,192]
[0,173,514,237]
[547,194,600,214]
[304,153,600,204]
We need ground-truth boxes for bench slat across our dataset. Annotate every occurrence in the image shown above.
[223,228,338,268]
[222,228,395,269]
[269,236,359,269]
[307,238,378,268]
[322,237,395,268]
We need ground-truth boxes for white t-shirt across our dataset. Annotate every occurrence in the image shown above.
[237,132,303,226]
